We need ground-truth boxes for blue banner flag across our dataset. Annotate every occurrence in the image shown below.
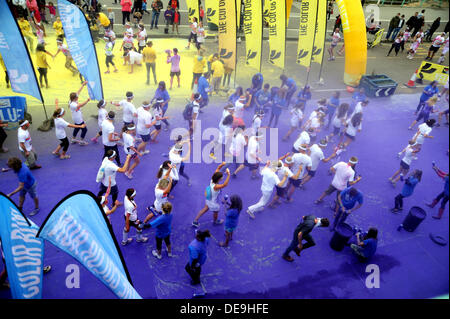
[0,193,44,299]
[0,0,44,103]
[37,191,141,299]
[58,0,104,101]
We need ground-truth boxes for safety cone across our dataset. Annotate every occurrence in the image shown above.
[405,69,418,88]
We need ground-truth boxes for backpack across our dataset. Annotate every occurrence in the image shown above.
[182,102,194,120]
[205,185,212,200]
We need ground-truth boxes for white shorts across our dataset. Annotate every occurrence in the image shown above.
[206,199,220,212]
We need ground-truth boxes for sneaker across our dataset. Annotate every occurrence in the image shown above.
[213,219,224,225]
[29,208,40,216]
[43,266,52,273]
[91,137,98,143]
[30,165,42,170]
[78,140,89,146]
[71,138,80,144]
[167,251,173,257]
[192,221,199,228]
[136,236,148,243]
[282,255,294,262]
[246,209,255,219]
[152,250,162,259]
[0,147,9,153]
[143,150,150,155]
[121,238,133,246]
[125,171,133,179]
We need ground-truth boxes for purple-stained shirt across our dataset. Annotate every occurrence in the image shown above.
[168,54,181,72]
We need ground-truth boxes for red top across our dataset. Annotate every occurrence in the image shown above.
[120,0,133,12]
[174,12,180,23]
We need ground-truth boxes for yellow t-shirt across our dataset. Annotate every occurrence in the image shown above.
[142,47,157,63]
[211,60,224,78]
[98,13,110,27]
[18,20,32,36]
[208,54,214,63]
[36,51,48,69]
[53,21,64,36]
[193,56,206,74]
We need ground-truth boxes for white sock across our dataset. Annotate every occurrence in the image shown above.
[122,228,128,242]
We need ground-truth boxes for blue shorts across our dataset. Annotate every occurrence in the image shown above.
[20,182,37,199]
[308,170,316,177]
[345,133,355,141]
[140,134,151,142]
[276,186,287,197]
[244,160,259,171]
[225,227,236,233]
[289,177,301,188]
[400,160,410,170]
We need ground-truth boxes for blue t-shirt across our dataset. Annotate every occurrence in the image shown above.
[285,78,297,91]
[271,96,285,115]
[401,176,419,197]
[252,73,264,89]
[328,96,340,112]
[225,208,240,230]
[17,166,35,189]
[352,92,366,104]
[362,238,377,259]
[255,89,271,106]
[150,214,173,238]
[198,76,210,99]
[188,238,209,266]
[297,89,311,104]
[340,187,364,210]
[153,88,170,103]
[420,85,438,102]
[444,175,449,196]
[228,93,240,105]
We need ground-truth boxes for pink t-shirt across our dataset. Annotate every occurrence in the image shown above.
[121,0,132,12]
[331,162,355,191]
[168,54,180,72]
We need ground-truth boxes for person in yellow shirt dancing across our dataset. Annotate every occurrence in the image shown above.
[191,50,206,90]
[210,54,224,95]
[53,17,64,37]
[18,16,35,53]
[142,41,157,85]
[36,44,53,88]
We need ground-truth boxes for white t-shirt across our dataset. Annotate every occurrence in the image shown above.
[332,114,346,128]
[190,21,198,34]
[153,107,163,126]
[128,50,143,64]
[18,128,32,152]
[197,27,205,43]
[309,144,325,171]
[276,166,293,188]
[169,147,183,179]
[154,186,167,212]
[69,101,84,124]
[293,131,310,151]
[261,167,281,193]
[246,136,259,164]
[54,117,69,139]
[346,119,362,137]
[352,102,363,117]
[432,35,445,47]
[98,108,108,128]
[137,107,152,135]
[229,133,246,157]
[332,32,341,45]
[291,153,312,179]
[308,117,321,137]
[101,158,119,187]
[159,165,179,181]
[124,197,138,222]
[402,145,415,165]
[102,120,116,147]
[120,100,137,123]
[331,162,355,191]
[252,116,262,135]
[123,132,135,155]
[137,29,147,47]
[290,108,303,127]
[415,123,432,144]
[234,100,245,119]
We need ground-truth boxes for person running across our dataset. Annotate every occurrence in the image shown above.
[6,157,40,216]
[300,139,336,188]
[427,163,449,219]
[52,104,86,160]
[166,48,181,90]
[333,186,364,231]
[104,36,118,74]
[338,112,363,149]
[186,229,211,285]
[326,103,349,143]
[246,161,289,219]
[192,162,231,227]
[314,157,362,205]
[407,33,422,59]
[218,194,243,247]
[268,154,300,208]
[326,91,340,129]
[35,43,51,89]
[96,150,132,204]
[101,111,122,166]
[282,102,305,142]
[186,17,198,49]
[224,126,247,176]
[68,81,90,145]
[150,101,170,143]
[387,34,403,56]
[235,129,263,178]
[121,188,148,245]
[136,101,156,156]
[293,128,313,153]
[282,215,329,262]
[426,32,446,61]
[169,139,192,186]
[111,92,137,127]
[17,119,41,170]
[391,169,422,213]
[415,81,439,114]
[409,96,438,130]
[196,21,205,52]
[328,28,342,61]
[286,144,312,201]
[122,124,142,179]
[411,119,435,152]
[54,36,78,76]
[151,81,171,131]
[389,140,420,187]
[91,100,109,144]
[143,41,157,85]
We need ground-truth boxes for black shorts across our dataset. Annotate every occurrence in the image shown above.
[400,160,410,170]
[333,126,341,135]
[140,134,151,142]
[244,160,259,171]
[123,216,141,229]
[289,177,301,188]
[345,132,355,140]
[170,71,181,77]
[429,45,440,53]
[308,170,316,177]
[324,184,338,195]
[154,124,162,130]
[276,186,287,197]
